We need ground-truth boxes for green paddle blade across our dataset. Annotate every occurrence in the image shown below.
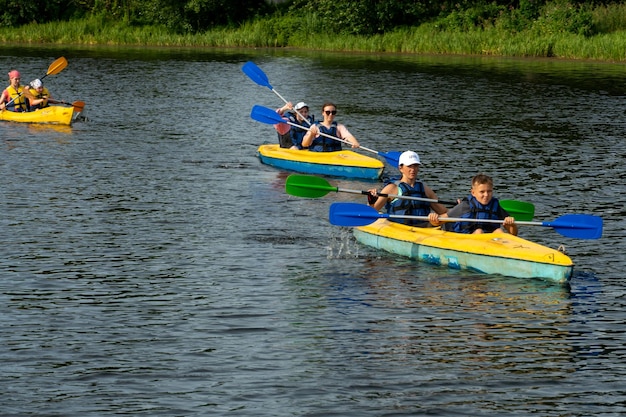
[286,175,337,198]
[500,200,535,221]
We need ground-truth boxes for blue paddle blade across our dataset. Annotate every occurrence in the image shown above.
[250,105,285,125]
[379,151,401,167]
[241,61,273,90]
[329,202,384,227]
[545,214,603,239]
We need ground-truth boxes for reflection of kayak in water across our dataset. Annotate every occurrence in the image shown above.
[257,144,384,180]
[0,105,75,125]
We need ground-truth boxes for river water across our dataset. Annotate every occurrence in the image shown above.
[1,46,625,416]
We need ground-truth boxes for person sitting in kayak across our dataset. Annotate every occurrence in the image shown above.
[367,151,447,227]
[0,70,33,112]
[301,102,360,152]
[274,101,314,149]
[431,173,518,235]
[26,78,53,110]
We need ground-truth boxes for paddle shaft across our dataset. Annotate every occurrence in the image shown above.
[308,183,456,205]
[328,202,603,239]
[284,119,388,156]
[271,90,311,125]
[241,61,311,126]
[48,99,85,111]
[388,214,534,225]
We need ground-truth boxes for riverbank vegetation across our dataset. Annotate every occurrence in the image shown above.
[1,0,625,61]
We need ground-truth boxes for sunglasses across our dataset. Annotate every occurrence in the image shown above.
[324,110,337,115]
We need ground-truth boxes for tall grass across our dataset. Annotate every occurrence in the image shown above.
[592,2,626,33]
[0,3,624,62]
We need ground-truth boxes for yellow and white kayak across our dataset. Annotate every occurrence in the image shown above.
[354,219,574,284]
[257,144,385,180]
[0,105,74,126]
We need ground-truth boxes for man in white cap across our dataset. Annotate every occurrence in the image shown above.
[367,151,447,227]
[274,101,315,149]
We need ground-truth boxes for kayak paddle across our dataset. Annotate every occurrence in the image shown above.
[285,174,535,221]
[48,99,85,112]
[64,100,85,113]
[70,100,85,113]
[241,61,311,126]
[4,57,68,109]
[329,202,603,240]
[250,104,402,167]
[286,173,457,205]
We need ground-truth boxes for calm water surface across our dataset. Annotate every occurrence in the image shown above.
[1,46,625,416]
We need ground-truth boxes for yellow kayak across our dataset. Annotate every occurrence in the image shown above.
[257,144,385,180]
[0,105,74,126]
[354,219,574,284]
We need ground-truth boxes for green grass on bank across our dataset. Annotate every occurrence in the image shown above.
[1,4,625,62]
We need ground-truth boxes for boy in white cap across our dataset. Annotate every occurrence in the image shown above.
[27,78,54,110]
[367,151,447,227]
[274,101,315,149]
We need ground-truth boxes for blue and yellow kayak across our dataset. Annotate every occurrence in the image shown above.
[354,219,574,284]
[257,144,384,180]
[0,105,74,126]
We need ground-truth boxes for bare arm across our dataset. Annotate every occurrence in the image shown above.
[367,183,398,212]
[27,89,48,108]
[424,185,447,215]
[337,124,359,148]
[301,124,318,148]
[502,217,518,236]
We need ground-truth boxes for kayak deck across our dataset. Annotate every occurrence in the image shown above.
[0,105,74,125]
[257,144,384,180]
[354,219,573,284]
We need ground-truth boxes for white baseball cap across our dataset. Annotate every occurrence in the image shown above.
[31,79,43,88]
[398,151,421,167]
[294,102,308,110]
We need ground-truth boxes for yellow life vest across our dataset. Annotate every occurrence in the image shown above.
[5,85,28,111]
[28,87,51,109]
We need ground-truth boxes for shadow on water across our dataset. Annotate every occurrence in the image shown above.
[304,53,626,96]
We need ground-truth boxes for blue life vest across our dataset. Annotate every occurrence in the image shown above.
[452,195,502,233]
[309,121,342,152]
[386,181,431,226]
[286,112,314,149]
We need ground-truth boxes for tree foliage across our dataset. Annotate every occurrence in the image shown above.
[0,0,621,37]
[0,0,79,27]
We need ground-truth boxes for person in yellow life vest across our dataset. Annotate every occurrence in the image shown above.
[27,78,52,110]
[0,70,33,112]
